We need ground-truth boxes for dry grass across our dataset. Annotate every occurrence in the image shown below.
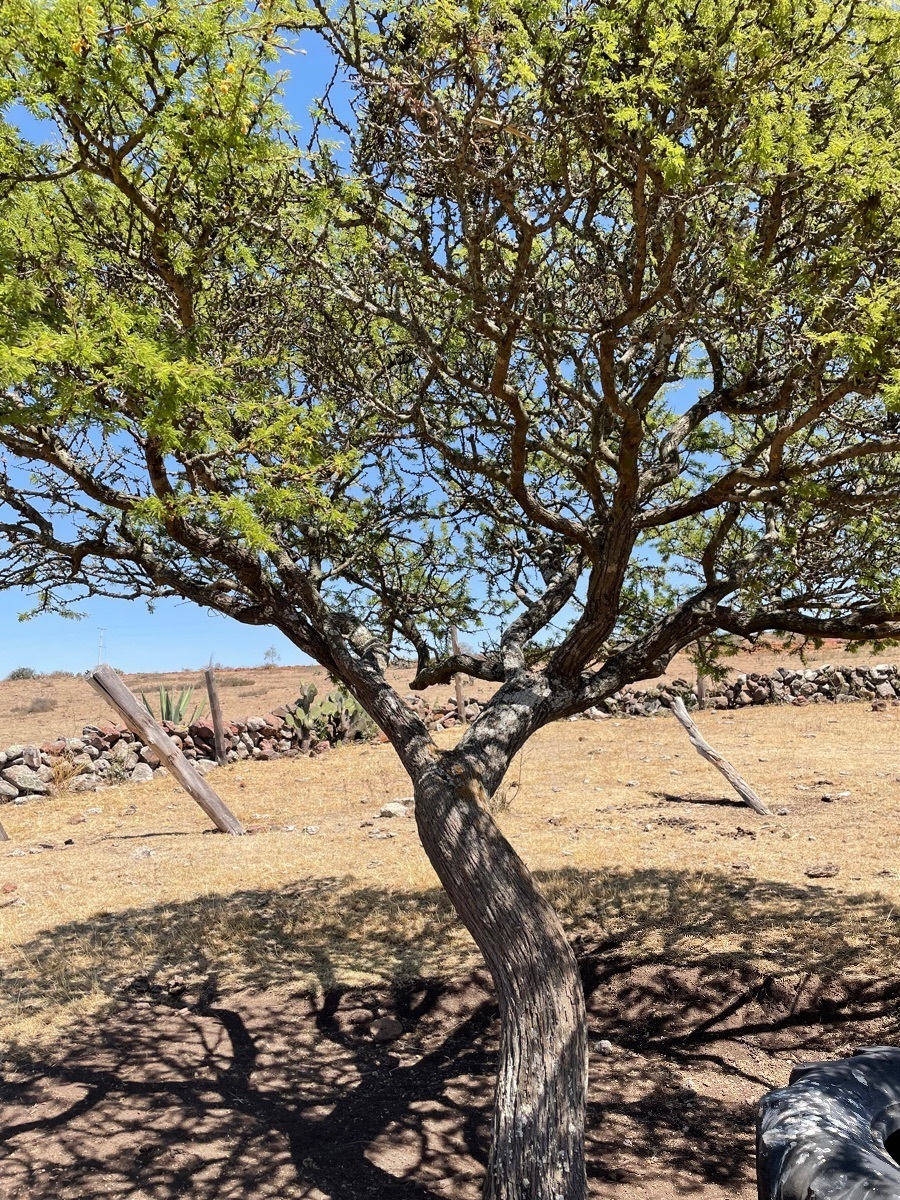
[1,699,899,1060]
[0,638,891,746]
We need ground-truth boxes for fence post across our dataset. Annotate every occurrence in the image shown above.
[669,697,771,816]
[204,667,229,768]
[88,665,245,835]
[451,627,467,725]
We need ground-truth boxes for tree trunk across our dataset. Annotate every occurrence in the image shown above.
[414,759,587,1200]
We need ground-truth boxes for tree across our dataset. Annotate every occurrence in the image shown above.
[3,1,900,1196]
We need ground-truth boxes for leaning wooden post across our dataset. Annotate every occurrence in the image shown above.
[88,665,245,835]
[669,696,772,817]
[0,819,8,842]
[451,626,467,725]
[204,667,229,768]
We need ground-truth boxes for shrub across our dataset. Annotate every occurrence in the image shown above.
[27,696,58,713]
[6,666,37,681]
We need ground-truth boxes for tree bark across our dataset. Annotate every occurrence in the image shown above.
[414,758,587,1200]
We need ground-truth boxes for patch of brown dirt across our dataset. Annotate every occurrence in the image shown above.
[0,637,891,745]
[2,962,898,1200]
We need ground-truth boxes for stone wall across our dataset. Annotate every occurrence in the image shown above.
[1,662,898,801]
[591,661,900,718]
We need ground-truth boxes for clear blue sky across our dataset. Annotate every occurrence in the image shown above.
[0,31,339,677]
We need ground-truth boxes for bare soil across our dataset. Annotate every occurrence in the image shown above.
[3,964,900,1199]
[0,636,889,746]
[1,690,900,1199]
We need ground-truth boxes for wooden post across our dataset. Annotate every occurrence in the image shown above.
[88,665,245,835]
[451,626,467,725]
[696,670,707,710]
[0,819,8,842]
[669,696,772,817]
[204,667,228,768]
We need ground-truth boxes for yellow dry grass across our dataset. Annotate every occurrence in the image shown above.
[0,639,890,745]
[1,699,899,1060]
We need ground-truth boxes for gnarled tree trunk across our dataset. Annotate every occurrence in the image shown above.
[414,757,587,1200]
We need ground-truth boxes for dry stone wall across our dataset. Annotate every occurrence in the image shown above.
[593,661,900,717]
[1,662,898,802]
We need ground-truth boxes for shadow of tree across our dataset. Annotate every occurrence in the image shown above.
[2,868,900,1199]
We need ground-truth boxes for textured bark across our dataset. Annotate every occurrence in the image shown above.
[414,756,587,1200]
[669,696,771,816]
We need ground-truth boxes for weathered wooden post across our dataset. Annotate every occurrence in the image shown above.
[88,665,245,835]
[669,696,771,817]
[204,667,229,768]
[0,819,8,842]
[451,626,467,725]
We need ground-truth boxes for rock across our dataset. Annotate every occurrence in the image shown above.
[1,766,49,794]
[804,863,839,879]
[370,1016,403,1042]
[68,776,97,793]
[820,792,851,802]
[594,1039,616,1055]
[0,780,18,800]
[380,801,412,819]
[139,746,161,767]
[3,746,24,761]
[874,681,896,699]
[193,759,218,776]
[130,763,155,783]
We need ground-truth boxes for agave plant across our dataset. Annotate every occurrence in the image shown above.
[141,685,206,725]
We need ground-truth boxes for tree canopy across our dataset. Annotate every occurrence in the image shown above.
[2,0,899,725]
[3,2,900,1196]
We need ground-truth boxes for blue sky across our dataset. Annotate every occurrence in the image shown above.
[1,29,700,679]
[0,30,338,677]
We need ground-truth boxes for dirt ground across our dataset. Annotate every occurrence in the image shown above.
[0,636,890,746]
[1,695,900,1198]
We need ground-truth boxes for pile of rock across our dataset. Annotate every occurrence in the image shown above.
[0,707,366,802]
[1,662,897,802]
[408,694,482,730]
[590,662,900,717]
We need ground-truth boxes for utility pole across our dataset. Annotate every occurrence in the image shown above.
[96,628,106,667]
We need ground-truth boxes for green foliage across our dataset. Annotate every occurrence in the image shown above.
[284,683,376,747]
[0,0,899,695]
[5,666,37,680]
[282,683,319,747]
[140,685,205,725]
